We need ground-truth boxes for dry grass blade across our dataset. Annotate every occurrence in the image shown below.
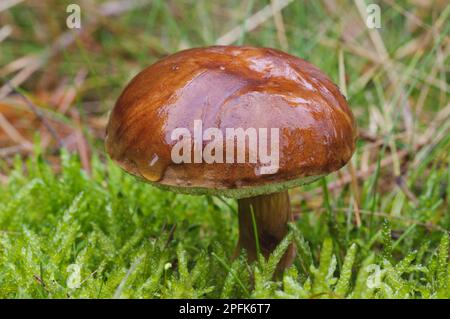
[271,0,289,50]
[0,0,152,99]
[216,0,293,45]
[354,0,413,147]
[69,109,91,175]
[0,25,12,43]
[0,0,448,299]
[0,59,43,99]
[338,48,361,227]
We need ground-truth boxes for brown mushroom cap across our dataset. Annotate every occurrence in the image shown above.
[105,46,357,198]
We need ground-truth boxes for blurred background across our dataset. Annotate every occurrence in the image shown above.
[0,0,448,183]
[1,0,449,221]
[0,0,449,299]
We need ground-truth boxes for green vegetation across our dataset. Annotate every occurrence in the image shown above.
[0,0,449,298]
[0,149,448,298]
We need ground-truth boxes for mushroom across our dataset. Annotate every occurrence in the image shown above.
[105,46,356,271]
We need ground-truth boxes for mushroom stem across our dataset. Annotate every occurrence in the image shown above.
[235,191,296,272]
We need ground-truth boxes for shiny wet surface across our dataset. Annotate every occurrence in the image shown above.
[105,46,356,191]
